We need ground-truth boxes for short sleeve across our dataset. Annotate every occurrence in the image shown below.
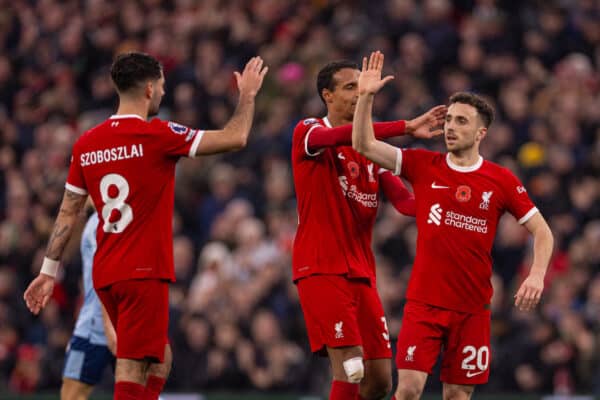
[501,168,538,224]
[65,141,88,195]
[152,119,204,158]
[396,148,424,183]
[292,118,325,159]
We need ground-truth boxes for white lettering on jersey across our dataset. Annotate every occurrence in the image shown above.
[339,177,378,208]
[427,204,489,233]
[80,144,144,167]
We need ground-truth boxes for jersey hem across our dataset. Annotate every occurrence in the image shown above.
[65,183,88,195]
[518,207,538,224]
[188,130,205,157]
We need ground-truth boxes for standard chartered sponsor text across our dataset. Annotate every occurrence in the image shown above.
[346,185,378,208]
[445,210,488,233]
[80,144,144,167]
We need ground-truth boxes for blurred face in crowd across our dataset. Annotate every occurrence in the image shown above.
[444,102,487,154]
[323,68,359,121]
[147,71,165,117]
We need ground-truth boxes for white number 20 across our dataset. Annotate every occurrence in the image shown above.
[461,345,489,371]
[99,174,133,233]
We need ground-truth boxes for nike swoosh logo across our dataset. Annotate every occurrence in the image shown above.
[338,153,345,160]
[431,182,449,189]
[466,370,486,378]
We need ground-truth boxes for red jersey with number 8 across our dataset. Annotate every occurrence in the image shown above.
[66,114,203,289]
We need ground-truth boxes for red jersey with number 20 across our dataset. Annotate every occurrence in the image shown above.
[66,115,204,289]
[396,149,537,313]
[292,117,383,283]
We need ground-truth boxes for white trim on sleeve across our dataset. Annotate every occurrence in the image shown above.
[393,148,403,176]
[518,207,538,224]
[188,130,205,158]
[65,183,88,195]
[304,124,325,157]
[378,167,388,175]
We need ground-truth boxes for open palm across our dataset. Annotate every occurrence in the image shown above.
[358,51,394,95]
[407,105,448,139]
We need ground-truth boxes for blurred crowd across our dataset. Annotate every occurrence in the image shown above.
[0,0,598,397]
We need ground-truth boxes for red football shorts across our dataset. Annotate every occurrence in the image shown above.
[96,279,169,362]
[296,274,391,360]
[395,301,491,385]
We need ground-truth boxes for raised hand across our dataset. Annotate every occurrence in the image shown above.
[514,272,544,311]
[23,273,55,315]
[406,105,448,139]
[234,56,269,98]
[358,51,395,96]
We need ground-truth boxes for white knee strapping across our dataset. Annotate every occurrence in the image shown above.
[342,356,364,383]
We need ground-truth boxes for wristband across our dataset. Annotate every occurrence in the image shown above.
[40,257,59,278]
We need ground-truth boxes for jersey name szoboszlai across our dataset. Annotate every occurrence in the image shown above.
[80,144,144,167]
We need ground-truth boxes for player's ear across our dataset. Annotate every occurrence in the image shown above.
[476,126,487,142]
[144,81,154,100]
[322,89,333,104]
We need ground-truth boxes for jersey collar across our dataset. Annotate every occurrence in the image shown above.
[446,153,483,173]
[109,114,145,120]
[323,116,332,128]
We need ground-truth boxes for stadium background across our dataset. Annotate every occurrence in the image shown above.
[0,0,599,398]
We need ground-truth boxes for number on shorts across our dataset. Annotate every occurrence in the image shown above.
[381,316,390,347]
[99,173,133,233]
[461,345,489,371]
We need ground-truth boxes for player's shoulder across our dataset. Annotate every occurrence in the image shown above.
[404,147,440,161]
[293,117,324,134]
[150,118,196,140]
[74,119,111,146]
[481,159,517,178]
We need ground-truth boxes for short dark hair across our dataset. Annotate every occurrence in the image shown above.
[110,52,162,93]
[316,60,359,103]
[449,92,495,127]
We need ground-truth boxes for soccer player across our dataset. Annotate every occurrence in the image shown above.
[62,212,116,400]
[352,51,554,400]
[291,60,446,400]
[24,52,267,400]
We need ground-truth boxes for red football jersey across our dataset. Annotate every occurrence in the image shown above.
[292,117,383,283]
[396,149,537,313]
[66,114,204,289]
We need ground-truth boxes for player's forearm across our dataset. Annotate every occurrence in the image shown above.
[221,93,256,150]
[352,93,377,153]
[380,171,416,216]
[45,190,86,261]
[307,120,406,151]
[528,221,554,278]
[352,94,398,171]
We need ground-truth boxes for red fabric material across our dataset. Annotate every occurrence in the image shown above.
[330,380,359,400]
[114,381,145,400]
[380,170,416,216]
[307,120,406,151]
[144,375,166,400]
[97,279,169,362]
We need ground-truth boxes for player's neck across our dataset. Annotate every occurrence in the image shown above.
[448,149,481,167]
[115,100,148,120]
[326,113,351,127]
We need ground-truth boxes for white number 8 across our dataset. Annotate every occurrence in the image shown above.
[100,174,133,233]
